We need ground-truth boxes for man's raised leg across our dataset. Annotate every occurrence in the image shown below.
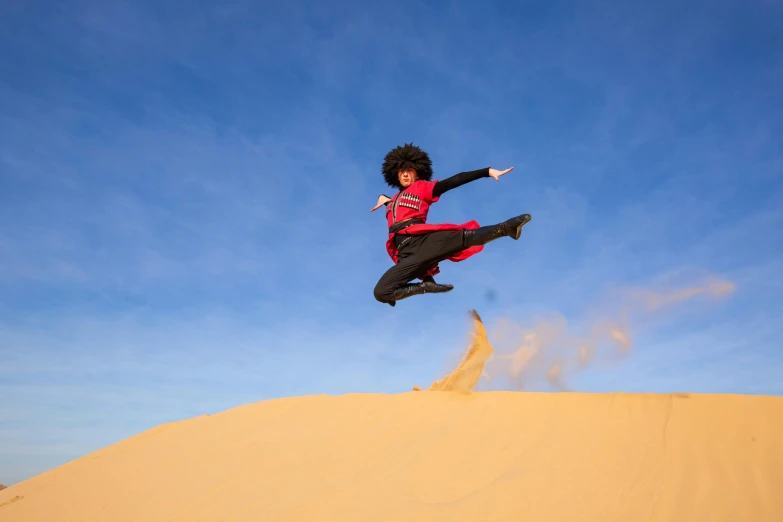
[463,213,531,247]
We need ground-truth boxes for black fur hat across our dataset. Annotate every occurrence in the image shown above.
[382,143,433,189]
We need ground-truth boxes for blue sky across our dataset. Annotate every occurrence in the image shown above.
[1,0,781,485]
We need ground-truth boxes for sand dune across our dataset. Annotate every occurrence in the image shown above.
[2,312,782,521]
[2,391,782,521]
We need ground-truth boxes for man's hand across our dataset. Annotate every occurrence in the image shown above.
[488,167,514,180]
[370,194,392,212]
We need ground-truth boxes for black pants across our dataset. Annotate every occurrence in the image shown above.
[373,230,466,304]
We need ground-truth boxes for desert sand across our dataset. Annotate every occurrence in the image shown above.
[2,312,782,521]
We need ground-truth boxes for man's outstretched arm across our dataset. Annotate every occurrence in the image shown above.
[370,194,392,212]
[432,167,514,198]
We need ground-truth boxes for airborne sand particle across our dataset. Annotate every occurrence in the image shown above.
[420,275,736,393]
[481,275,736,392]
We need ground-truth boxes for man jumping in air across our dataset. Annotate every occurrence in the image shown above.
[371,143,531,306]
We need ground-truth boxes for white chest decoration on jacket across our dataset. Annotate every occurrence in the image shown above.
[397,192,422,210]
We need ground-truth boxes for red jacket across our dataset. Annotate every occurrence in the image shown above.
[385,179,483,276]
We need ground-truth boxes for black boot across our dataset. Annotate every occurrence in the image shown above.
[421,275,454,290]
[463,213,531,247]
[421,278,454,293]
[390,280,454,305]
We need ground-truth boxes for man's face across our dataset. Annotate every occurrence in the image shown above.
[398,168,418,188]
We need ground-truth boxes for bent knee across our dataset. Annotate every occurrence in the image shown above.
[374,285,392,303]
[375,279,402,303]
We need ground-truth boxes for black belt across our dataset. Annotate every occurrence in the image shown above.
[389,218,424,234]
